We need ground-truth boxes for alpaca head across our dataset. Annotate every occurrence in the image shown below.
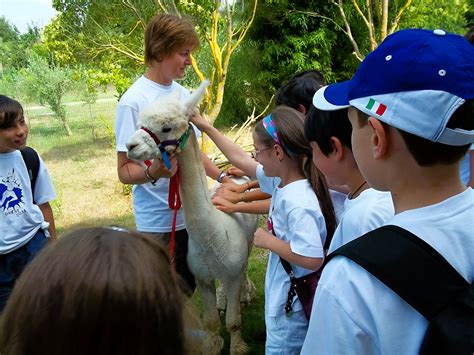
[127,80,209,162]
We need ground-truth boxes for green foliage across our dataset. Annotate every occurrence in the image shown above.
[0,69,23,99]
[252,0,470,97]
[44,0,146,97]
[400,0,468,34]
[20,54,75,135]
[0,16,19,42]
[250,0,352,94]
[46,1,148,67]
[0,23,41,71]
[467,0,474,24]
[216,40,269,126]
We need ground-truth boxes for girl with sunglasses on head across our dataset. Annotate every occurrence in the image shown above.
[191,106,336,354]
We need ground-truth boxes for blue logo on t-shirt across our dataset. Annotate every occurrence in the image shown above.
[0,169,25,214]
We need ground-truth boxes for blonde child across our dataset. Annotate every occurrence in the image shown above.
[191,105,336,354]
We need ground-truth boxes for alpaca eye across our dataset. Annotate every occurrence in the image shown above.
[162,127,172,133]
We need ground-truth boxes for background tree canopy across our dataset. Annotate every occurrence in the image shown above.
[1,0,471,126]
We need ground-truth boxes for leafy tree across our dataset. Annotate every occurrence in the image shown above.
[306,0,469,61]
[1,25,41,71]
[250,0,354,94]
[20,54,74,135]
[253,0,469,94]
[44,0,257,122]
[0,17,19,42]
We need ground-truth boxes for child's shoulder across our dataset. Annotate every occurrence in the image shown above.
[278,179,321,211]
[351,188,392,207]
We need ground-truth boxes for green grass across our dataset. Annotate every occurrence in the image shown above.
[26,99,267,353]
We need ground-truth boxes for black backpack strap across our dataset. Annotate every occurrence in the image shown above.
[20,147,40,203]
[325,225,470,320]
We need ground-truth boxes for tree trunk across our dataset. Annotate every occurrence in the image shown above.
[61,116,72,136]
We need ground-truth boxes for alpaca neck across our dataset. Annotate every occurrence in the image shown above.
[177,130,213,222]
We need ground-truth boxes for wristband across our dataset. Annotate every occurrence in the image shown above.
[145,166,158,185]
[217,170,228,183]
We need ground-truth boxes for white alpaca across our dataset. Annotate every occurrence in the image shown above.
[126,81,258,354]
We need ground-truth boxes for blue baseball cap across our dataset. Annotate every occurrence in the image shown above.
[313,28,474,146]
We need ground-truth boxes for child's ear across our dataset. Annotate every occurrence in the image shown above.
[274,144,285,162]
[296,104,307,115]
[329,137,344,161]
[368,117,388,159]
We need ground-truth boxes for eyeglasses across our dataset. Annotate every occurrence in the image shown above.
[251,147,272,160]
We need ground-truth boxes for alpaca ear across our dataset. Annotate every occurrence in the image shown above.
[185,80,210,119]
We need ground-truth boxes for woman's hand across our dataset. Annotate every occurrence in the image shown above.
[148,155,178,179]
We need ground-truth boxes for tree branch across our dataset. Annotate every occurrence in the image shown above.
[294,10,349,37]
[380,0,388,41]
[366,0,377,50]
[351,0,371,29]
[121,0,146,30]
[331,0,364,61]
[388,0,413,34]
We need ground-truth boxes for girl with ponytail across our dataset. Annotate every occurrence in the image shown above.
[191,105,336,354]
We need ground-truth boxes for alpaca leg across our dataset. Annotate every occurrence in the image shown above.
[216,281,226,312]
[222,276,248,354]
[196,279,224,355]
[218,268,254,312]
[240,265,255,304]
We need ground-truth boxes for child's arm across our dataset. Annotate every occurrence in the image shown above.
[191,114,258,179]
[218,180,259,194]
[201,152,223,181]
[38,202,57,241]
[212,196,271,214]
[254,228,323,271]
[214,186,270,204]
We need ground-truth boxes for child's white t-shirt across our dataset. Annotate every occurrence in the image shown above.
[0,150,56,254]
[257,165,326,317]
[460,144,474,185]
[328,188,394,253]
[301,188,474,354]
[329,189,347,223]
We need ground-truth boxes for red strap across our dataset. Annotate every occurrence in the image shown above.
[168,169,181,267]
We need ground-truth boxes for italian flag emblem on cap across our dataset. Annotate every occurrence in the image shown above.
[366,98,387,116]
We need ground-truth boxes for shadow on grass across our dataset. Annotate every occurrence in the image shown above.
[27,112,115,163]
[56,214,135,236]
[34,136,113,163]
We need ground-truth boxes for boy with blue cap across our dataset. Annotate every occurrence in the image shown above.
[302,28,474,354]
